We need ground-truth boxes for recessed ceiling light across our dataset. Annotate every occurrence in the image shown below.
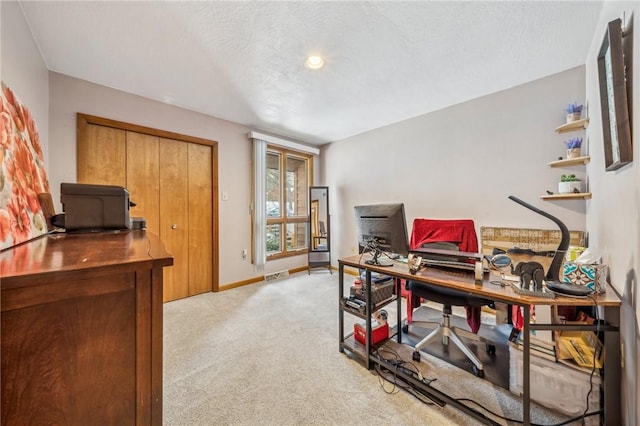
[305,55,325,70]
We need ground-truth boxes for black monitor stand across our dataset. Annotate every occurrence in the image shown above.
[363,239,393,267]
[364,247,393,267]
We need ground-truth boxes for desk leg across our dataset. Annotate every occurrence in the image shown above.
[604,305,621,425]
[396,278,402,344]
[338,263,344,353]
[523,305,531,426]
[365,269,372,370]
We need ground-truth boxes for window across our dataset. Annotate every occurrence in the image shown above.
[265,146,312,259]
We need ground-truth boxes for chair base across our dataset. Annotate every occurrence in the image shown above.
[407,311,491,378]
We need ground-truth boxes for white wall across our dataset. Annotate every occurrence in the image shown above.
[1,1,49,171]
[324,67,588,261]
[48,72,313,285]
[585,2,639,424]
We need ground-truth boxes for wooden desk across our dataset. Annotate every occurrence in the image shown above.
[338,254,621,426]
[1,230,173,425]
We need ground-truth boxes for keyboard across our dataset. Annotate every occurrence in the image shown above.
[421,258,482,272]
[422,259,489,273]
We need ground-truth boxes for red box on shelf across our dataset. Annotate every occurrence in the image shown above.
[354,322,389,345]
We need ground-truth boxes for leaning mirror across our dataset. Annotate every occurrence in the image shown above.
[308,186,331,273]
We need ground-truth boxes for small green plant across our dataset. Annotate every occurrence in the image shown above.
[560,174,581,182]
[564,102,583,114]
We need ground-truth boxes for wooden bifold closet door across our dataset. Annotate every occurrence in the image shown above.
[77,114,217,301]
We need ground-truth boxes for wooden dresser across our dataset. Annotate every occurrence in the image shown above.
[1,230,173,425]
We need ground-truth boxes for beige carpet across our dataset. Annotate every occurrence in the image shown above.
[163,271,574,425]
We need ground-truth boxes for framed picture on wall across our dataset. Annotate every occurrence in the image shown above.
[597,18,632,171]
[0,82,51,250]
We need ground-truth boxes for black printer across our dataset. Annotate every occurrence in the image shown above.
[60,183,132,232]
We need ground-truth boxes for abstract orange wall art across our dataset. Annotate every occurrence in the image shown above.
[0,82,50,251]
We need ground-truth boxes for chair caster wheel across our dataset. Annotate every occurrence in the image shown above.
[412,351,421,362]
[486,344,496,355]
[472,365,484,378]
[402,324,409,334]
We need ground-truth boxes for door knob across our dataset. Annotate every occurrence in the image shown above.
[171,224,177,230]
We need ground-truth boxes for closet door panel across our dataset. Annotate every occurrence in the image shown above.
[159,139,189,301]
[126,132,160,236]
[187,143,213,296]
[76,114,218,302]
[77,123,126,186]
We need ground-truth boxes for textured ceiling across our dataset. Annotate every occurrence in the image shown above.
[19,1,603,145]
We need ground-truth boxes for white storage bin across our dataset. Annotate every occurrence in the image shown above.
[509,346,601,421]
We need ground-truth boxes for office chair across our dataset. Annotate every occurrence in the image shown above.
[313,221,328,250]
[403,219,494,378]
[318,221,327,238]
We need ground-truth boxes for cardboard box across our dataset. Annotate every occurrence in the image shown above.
[556,330,604,369]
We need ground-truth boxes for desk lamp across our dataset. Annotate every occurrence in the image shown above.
[508,195,569,283]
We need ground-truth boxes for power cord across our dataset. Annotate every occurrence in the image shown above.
[372,347,404,395]
[375,346,436,384]
[581,295,603,424]
[373,343,603,425]
[455,397,601,426]
[372,347,439,406]
[364,283,606,424]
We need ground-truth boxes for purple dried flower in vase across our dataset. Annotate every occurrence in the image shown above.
[564,102,584,114]
[564,137,583,149]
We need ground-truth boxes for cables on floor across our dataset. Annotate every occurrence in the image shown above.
[373,343,604,425]
[455,397,602,426]
[372,346,439,406]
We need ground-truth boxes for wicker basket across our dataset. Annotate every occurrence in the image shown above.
[354,279,395,306]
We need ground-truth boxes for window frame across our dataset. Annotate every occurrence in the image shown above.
[265,145,313,260]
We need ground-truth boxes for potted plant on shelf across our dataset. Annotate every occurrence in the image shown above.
[564,137,583,159]
[564,102,583,123]
[558,174,583,194]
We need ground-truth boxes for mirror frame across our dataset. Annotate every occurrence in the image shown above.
[597,18,632,171]
[309,186,330,252]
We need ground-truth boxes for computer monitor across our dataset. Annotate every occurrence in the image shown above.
[354,203,409,267]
